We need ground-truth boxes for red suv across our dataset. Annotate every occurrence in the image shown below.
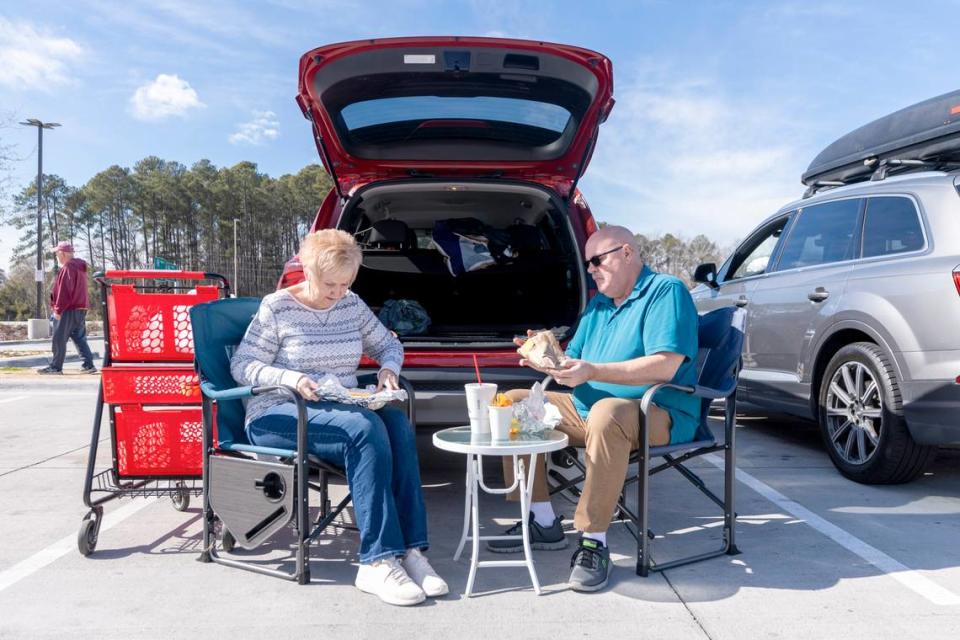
[282,36,614,425]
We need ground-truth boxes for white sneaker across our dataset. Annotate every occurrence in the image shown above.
[402,548,449,597]
[355,557,426,606]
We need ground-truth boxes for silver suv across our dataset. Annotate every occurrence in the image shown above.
[691,91,960,484]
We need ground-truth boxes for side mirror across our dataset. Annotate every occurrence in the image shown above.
[693,263,719,289]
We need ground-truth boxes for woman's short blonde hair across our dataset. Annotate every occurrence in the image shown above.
[298,229,362,280]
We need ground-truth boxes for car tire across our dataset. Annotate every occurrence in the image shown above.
[818,342,936,484]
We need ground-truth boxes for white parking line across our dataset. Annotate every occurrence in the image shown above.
[0,497,158,594]
[704,454,960,606]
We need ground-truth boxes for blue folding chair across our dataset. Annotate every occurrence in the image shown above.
[547,306,746,576]
[190,297,416,584]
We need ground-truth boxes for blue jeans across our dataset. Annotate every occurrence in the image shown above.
[50,309,95,370]
[247,402,428,564]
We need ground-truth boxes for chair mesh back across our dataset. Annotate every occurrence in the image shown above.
[692,307,747,438]
[189,297,261,446]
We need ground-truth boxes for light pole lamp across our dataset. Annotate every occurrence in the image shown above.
[19,118,61,319]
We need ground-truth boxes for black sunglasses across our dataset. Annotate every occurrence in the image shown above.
[583,245,625,268]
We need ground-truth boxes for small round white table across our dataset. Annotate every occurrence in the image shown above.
[432,426,569,597]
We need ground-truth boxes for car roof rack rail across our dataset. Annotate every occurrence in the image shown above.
[802,180,846,199]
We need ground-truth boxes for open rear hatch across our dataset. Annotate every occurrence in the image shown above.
[296,37,614,197]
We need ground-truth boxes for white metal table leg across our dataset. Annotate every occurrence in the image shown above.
[465,454,481,597]
[516,454,542,594]
[453,454,473,562]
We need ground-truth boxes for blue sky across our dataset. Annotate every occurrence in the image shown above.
[1,0,958,271]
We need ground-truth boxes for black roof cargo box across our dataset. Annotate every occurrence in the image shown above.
[803,89,960,186]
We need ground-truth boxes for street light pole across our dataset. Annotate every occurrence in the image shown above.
[19,119,61,319]
[233,217,239,296]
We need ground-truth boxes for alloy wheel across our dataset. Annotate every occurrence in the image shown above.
[824,361,883,466]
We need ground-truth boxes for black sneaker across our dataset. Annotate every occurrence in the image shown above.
[36,366,62,375]
[568,537,612,592]
[81,364,98,374]
[486,513,568,553]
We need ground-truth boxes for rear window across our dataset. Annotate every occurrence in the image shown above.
[775,199,862,271]
[321,72,592,161]
[861,196,924,258]
[342,97,572,134]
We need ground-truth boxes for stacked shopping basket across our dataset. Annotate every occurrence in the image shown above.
[78,270,229,555]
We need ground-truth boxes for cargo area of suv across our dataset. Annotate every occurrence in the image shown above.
[340,180,586,346]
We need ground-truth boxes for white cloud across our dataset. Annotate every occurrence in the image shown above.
[583,62,815,250]
[129,74,205,121]
[0,18,85,90]
[228,110,280,146]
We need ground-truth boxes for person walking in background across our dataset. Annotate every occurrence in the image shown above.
[37,241,96,375]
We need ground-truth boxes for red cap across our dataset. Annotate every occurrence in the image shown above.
[49,241,74,253]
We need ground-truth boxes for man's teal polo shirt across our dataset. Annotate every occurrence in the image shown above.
[566,265,700,444]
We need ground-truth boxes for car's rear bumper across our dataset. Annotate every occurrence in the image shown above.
[360,366,546,426]
[901,380,960,445]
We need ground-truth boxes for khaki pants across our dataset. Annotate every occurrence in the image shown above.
[501,389,671,534]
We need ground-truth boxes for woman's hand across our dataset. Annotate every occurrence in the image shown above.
[549,358,595,388]
[377,369,399,392]
[296,376,320,401]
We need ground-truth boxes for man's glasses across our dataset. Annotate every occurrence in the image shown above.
[583,245,624,268]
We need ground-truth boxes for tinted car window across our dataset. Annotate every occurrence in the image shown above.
[861,196,924,258]
[776,199,861,271]
[728,216,790,281]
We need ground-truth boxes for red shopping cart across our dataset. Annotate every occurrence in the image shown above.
[78,270,229,555]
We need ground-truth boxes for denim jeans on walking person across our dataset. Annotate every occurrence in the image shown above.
[50,309,95,370]
[247,401,428,564]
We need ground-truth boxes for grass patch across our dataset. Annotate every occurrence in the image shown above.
[0,367,29,373]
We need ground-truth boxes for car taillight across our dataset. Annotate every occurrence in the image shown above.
[954,268,960,296]
[583,211,598,236]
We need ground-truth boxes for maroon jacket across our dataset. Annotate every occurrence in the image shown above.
[50,257,89,314]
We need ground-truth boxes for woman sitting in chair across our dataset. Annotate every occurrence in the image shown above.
[230,229,446,607]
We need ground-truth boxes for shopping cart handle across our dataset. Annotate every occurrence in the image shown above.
[200,382,254,401]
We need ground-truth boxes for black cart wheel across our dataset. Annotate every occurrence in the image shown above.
[221,529,236,553]
[78,515,99,556]
[171,484,191,512]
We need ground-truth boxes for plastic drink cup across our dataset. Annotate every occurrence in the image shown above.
[465,383,497,434]
[488,405,513,441]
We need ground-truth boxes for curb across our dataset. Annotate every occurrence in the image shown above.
[0,352,102,368]
[0,336,104,347]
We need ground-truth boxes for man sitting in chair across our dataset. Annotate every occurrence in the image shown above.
[491,225,699,592]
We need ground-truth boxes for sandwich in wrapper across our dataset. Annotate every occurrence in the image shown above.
[518,330,567,370]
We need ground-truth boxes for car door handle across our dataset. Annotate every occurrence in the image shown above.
[807,288,830,302]
[735,296,749,308]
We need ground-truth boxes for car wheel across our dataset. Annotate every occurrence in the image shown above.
[818,342,936,484]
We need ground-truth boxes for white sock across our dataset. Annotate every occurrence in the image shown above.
[529,501,557,527]
[583,531,607,546]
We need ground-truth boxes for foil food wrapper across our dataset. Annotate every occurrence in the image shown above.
[311,373,408,410]
[514,381,562,434]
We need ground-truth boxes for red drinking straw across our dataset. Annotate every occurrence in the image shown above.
[472,353,483,384]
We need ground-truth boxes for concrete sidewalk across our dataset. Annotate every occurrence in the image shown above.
[0,337,104,368]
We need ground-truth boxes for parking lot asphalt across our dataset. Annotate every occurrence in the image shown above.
[1,371,959,640]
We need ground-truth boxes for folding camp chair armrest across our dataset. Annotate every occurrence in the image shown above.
[692,382,737,400]
[200,382,254,401]
[639,383,696,415]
